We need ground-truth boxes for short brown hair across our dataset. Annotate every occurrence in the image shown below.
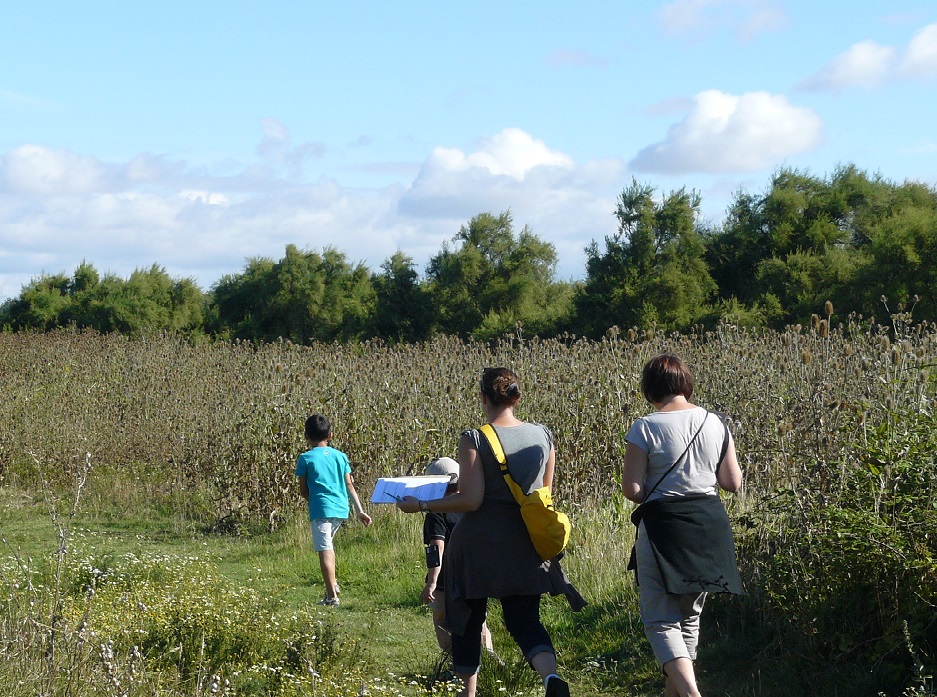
[641,354,695,404]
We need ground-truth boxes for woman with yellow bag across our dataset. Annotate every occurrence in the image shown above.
[397,367,583,697]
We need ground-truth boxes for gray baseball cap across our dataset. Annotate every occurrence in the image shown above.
[425,456,459,483]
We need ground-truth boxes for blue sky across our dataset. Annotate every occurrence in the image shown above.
[1,1,935,301]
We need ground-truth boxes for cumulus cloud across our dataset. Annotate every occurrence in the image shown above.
[422,128,574,181]
[802,21,937,90]
[800,40,897,90]
[630,90,823,174]
[2,145,116,195]
[397,130,623,278]
[0,128,624,300]
[400,128,582,218]
[899,22,937,78]
[659,0,786,41]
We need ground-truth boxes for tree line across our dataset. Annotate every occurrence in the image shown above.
[3,164,936,343]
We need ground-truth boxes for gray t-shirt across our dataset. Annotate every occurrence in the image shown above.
[626,407,727,501]
[465,421,553,502]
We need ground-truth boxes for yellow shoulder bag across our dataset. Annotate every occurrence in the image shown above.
[479,423,571,561]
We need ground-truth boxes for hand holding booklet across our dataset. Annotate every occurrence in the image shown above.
[371,475,451,504]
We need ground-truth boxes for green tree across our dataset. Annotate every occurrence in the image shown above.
[70,264,205,336]
[0,273,72,330]
[574,180,715,335]
[208,245,376,343]
[853,185,937,320]
[426,211,567,339]
[370,251,434,343]
[705,165,937,326]
[0,262,205,336]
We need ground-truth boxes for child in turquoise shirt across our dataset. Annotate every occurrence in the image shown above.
[295,414,372,606]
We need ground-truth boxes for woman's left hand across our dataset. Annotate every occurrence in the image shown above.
[396,496,421,514]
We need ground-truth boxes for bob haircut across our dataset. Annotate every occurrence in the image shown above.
[641,353,695,404]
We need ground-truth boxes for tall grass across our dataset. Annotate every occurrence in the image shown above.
[2,312,936,695]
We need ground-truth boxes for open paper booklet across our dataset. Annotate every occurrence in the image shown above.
[370,475,452,504]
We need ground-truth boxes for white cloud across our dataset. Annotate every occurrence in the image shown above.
[0,130,623,300]
[422,128,574,181]
[802,22,937,90]
[899,22,937,78]
[659,0,786,40]
[800,40,896,90]
[630,90,823,174]
[2,145,115,195]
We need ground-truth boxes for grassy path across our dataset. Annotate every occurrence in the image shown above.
[0,493,726,696]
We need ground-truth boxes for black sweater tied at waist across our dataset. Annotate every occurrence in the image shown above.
[631,493,744,595]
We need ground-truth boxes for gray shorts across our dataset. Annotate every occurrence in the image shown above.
[310,518,344,552]
[636,522,707,665]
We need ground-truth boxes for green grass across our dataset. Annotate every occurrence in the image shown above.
[3,326,937,696]
[0,483,656,697]
[6,475,933,697]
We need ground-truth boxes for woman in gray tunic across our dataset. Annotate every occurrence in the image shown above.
[397,367,573,697]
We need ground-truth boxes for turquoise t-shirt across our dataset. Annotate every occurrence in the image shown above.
[294,446,352,520]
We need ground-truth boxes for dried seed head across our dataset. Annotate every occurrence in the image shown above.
[891,348,900,365]
[811,314,820,330]
[824,300,834,317]
[819,319,829,338]
[801,350,812,364]
[627,328,636,343]
[885,396,894,410]
[843,345,854,357]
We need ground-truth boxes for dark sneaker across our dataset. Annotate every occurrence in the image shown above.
[545,676,570,697]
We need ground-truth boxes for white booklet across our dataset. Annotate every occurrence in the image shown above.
[370,475,451,504]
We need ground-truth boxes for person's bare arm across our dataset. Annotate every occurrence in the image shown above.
[397,432,485,514]
[542,445,557,492]
[345,473,373,526]
[717,432,743,493]
[622,441,649,503]
[422,539,445,603]
[297,475,309,502]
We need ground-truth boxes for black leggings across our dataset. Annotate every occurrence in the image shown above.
[451,594,554,675]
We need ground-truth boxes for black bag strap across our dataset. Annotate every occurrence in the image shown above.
[715,417,730,475]
[640,410,710,504]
